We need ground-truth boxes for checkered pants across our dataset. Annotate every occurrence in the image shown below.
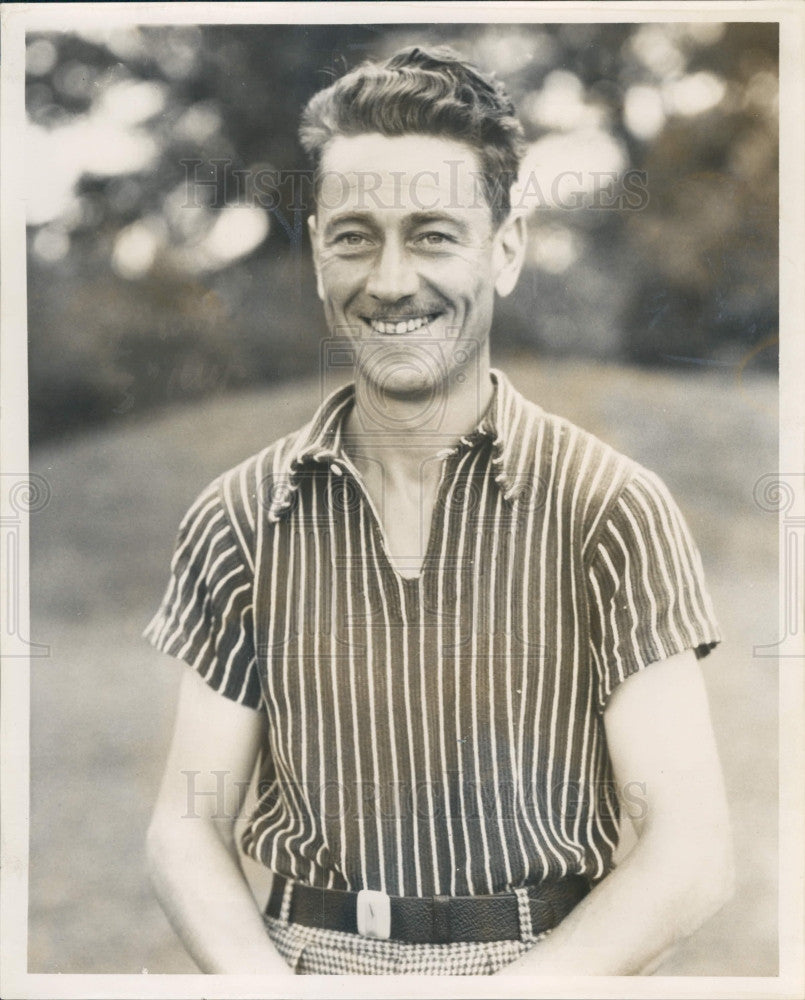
[263,887,547,975]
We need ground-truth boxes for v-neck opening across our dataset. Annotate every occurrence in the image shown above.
[335,451,455,589]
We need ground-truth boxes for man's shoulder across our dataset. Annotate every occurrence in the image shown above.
[537,406,633,475]
[216,420,315,518]
[515,393,689,559]
[182,420,313,546]
[515,391,635,486]
[507,387,644,544]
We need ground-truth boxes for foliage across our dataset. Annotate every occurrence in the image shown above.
[25,22,778,443]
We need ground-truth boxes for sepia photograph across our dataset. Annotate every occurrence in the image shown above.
[1,2,803,998]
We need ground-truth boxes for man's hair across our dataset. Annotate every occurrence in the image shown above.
[299,45,526,228]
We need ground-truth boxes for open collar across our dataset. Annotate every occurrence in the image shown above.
[267,368,536,521]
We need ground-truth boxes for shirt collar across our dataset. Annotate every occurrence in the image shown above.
[268,368,535,521]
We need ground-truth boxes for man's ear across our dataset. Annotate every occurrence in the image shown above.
[308,215,324,301]
[492,211,527,298]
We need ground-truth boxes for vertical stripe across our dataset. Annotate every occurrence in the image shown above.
[608,521,646,663]
[513,417,554,876]
[358,503,387,890]
[434,451,460,895]
[313,482,336,884]
[484,480,514,888]
[615,501,664,656]
[366,518,406,893]
[275,513,307,878]
[147,370,722,897]
[453,447,485,894]
[543,427,578,868]
[468,458,495,892]
[559,433,594,860]
[417,578,442,893]
[342,475,370,886]
[627,486,686,653]
[394,571,422,896]
[282,489,314,880]
[637,474,710,639]
[224,469,255,574]
[325,471,349,887]
[531,423,570,872]
[154,505,224,648]
[502,482,535,881]
[173,538,238,658]
[253,513,286,864]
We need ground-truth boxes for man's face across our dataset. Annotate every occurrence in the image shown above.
[309,133,524,403]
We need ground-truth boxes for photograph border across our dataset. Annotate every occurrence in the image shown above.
[2,2,803,998]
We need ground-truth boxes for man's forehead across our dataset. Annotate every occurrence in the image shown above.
[317,133,487,216]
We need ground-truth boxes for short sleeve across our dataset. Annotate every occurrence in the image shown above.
[143,481,263,709]
[586,466,722,712]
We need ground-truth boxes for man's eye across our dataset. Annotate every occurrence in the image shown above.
[335,232,371,247]
[416,232,453,246]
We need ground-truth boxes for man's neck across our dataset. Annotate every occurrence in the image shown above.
[342,361,495,481]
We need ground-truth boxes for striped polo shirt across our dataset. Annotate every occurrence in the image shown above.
[145,368,721,898]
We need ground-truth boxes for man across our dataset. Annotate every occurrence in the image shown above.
[145,46,733,976]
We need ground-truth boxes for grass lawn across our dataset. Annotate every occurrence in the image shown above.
[28,353,778,975]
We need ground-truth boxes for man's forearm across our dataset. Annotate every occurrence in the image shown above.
[500,825,733,976]
[146,818,289,975]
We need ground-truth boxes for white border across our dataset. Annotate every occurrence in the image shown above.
[1,3,803,999]
[0,3,33,998]
[777,0,805,992]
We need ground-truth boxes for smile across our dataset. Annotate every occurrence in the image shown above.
[367,314,440,335]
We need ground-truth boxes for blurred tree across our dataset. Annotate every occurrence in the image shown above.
[25,22,778,443]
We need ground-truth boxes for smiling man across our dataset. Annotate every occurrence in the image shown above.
[144,46,733,976]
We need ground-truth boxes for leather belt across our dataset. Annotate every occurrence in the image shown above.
[265,874,589,944]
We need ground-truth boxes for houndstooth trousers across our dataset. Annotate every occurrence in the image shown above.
[263,886,547,975]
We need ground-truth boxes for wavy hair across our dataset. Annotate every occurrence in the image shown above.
[299,46,526,227]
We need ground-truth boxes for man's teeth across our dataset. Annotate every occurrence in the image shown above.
[370,315,436,334]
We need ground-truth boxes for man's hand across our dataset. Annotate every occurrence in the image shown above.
[146,667,290,975]
[498,649,734,976]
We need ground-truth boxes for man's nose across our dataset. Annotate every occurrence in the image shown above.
[365,239,418,302]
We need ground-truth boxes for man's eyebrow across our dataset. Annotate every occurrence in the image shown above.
[322,211,473,240]
[322,213,375,237]
[407,212,471,236]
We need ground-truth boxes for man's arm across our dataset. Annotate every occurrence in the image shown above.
[146,667,289,975]
[501,649,734,975]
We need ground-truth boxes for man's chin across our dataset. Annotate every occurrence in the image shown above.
[355,341,449,393]
[359,364,442,400]
[352,359,451,431]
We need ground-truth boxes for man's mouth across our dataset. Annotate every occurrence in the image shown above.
[366,313,441,335]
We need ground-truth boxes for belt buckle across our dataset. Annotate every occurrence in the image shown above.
[356,888,391,940]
